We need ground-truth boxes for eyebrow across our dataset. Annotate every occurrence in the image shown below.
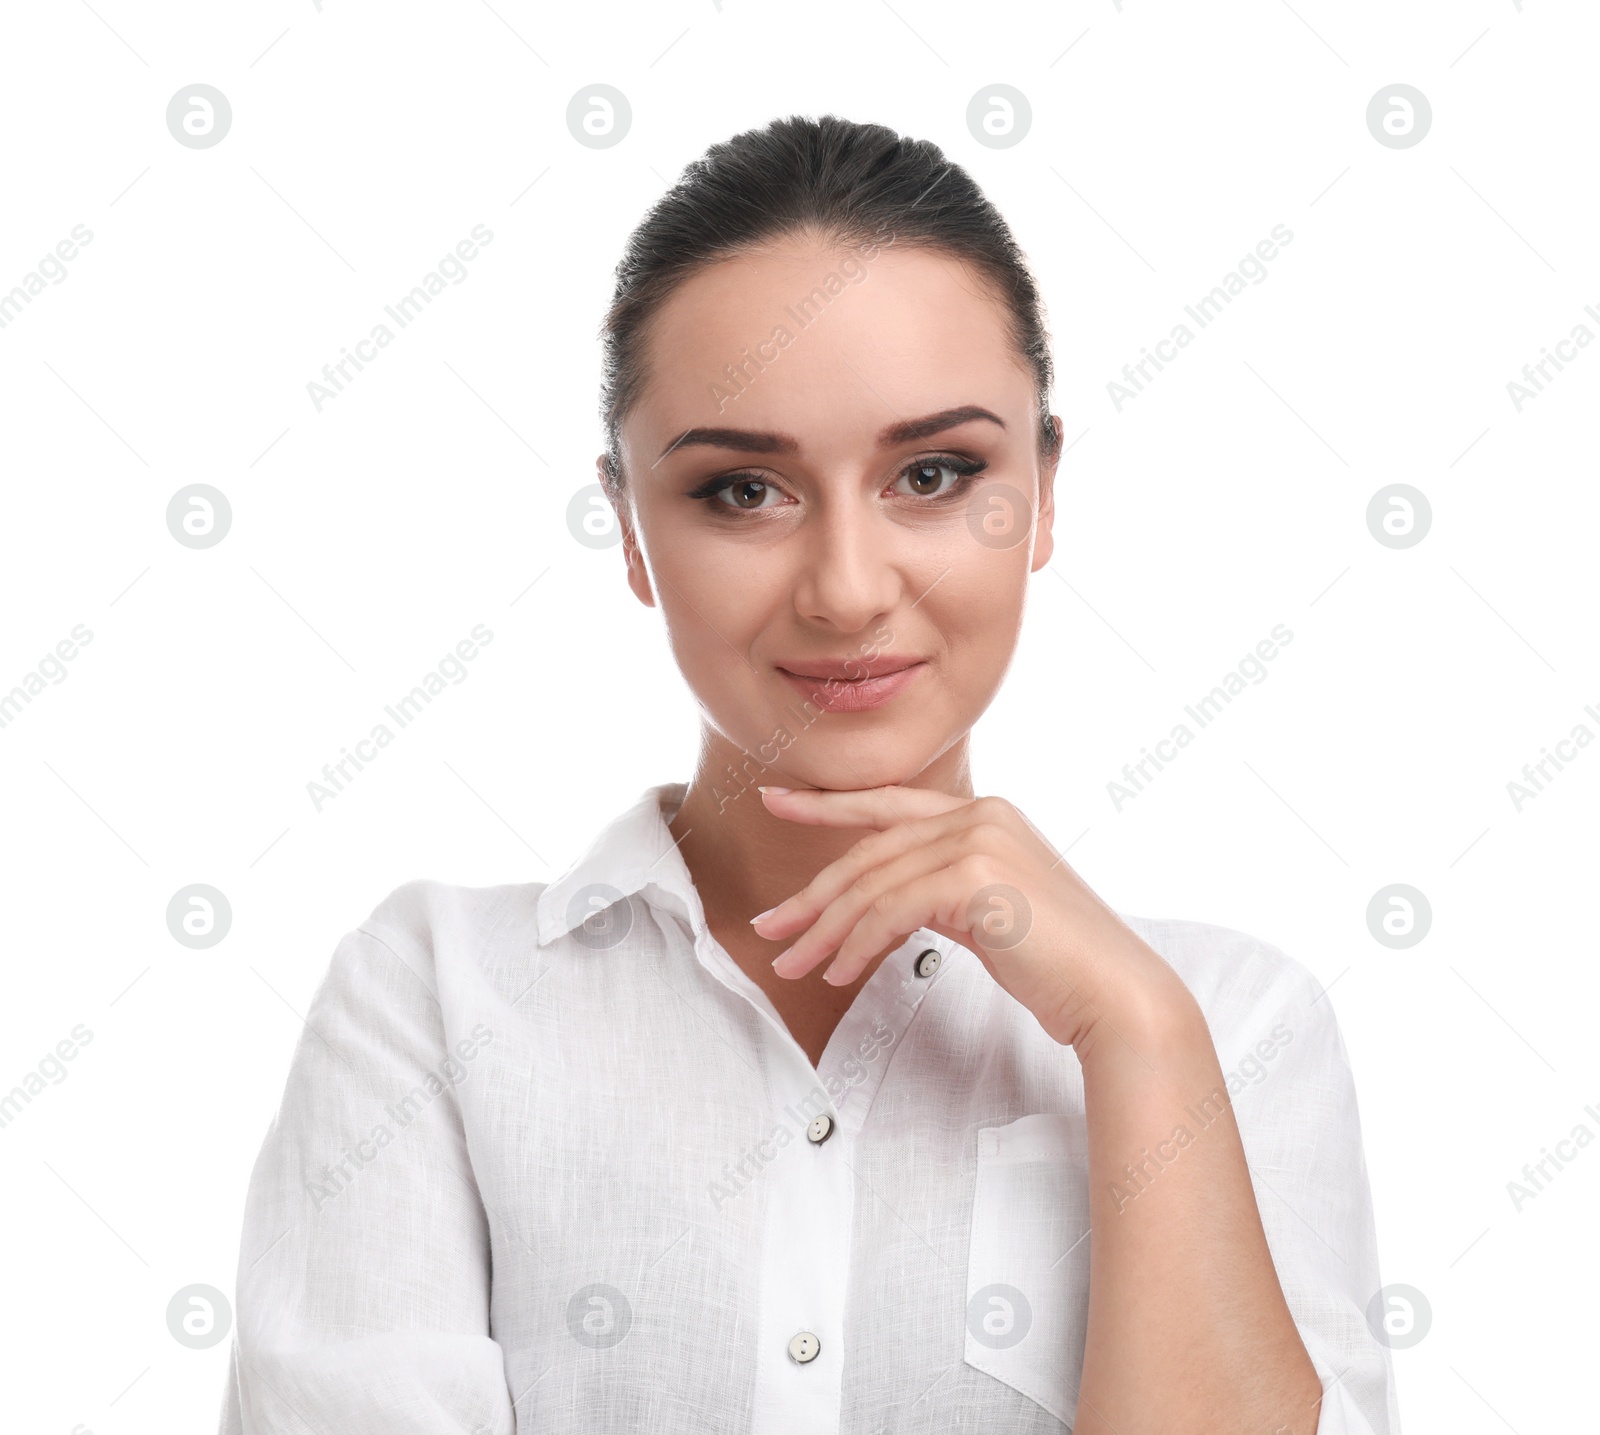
[654,404,1006,464]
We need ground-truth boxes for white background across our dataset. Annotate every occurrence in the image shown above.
[1,1,1594,1430]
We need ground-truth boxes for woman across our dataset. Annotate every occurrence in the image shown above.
[221,115,1398,1434]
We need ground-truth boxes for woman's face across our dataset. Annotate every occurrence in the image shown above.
[607,232,1059,792]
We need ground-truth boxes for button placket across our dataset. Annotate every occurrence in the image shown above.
[747,1026,856,1430]
[816,932,954,1134]
[687,926,958,1428]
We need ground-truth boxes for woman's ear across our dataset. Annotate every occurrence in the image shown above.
[598,454,657,609]
[1030,416,1062,574]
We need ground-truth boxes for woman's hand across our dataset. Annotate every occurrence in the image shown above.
[751,783,1196,1052]
[756,782,1324,1430]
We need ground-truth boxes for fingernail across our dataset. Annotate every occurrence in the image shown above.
[757,785,792,795]
[771,949,792,970]
[750,906,778,925]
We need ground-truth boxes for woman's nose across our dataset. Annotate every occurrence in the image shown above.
[790,504,904,633]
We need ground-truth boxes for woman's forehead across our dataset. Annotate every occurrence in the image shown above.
[649,238,1009,341]
[630,243,1030,453]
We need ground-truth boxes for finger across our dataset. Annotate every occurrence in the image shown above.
[821,864,1091,1035]
[753,807,980,938]
[818,863,987,986]
[758,782,970,831]
[770,842,956,980]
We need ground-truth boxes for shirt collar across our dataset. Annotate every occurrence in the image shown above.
[536,781,699,946]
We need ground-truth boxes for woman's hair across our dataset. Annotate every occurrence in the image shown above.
[597,113,1059,497]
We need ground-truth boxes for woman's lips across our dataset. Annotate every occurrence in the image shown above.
[776,662,927,713]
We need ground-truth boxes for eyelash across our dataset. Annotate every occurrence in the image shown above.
[688,454,989,512]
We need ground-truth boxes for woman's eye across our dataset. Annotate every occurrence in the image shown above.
[894,459,974,499]
[714,478,782,510]
[698,459,981,512]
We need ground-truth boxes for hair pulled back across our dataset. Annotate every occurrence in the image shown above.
[597,113,1058,496]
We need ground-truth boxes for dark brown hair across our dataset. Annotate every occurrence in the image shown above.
[597,113,1059,496]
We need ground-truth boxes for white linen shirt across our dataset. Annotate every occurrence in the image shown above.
[219,780,1401,1434]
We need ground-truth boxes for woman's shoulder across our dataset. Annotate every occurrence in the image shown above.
[340,876,550,972]
[1116,910,1338,1041]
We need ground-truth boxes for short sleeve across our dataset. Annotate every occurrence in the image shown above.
[218,911,514,1434]
[1224,955,1402,1435]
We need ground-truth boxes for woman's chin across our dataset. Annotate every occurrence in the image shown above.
[762,754,935,795]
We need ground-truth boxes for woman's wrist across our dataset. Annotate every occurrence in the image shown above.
[1052,935,1210,1070]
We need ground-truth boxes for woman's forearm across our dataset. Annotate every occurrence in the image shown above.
[747,784,1338,1429]
[1073,970,1324,1434]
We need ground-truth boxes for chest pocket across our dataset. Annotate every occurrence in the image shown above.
[964,1112,1092,1428]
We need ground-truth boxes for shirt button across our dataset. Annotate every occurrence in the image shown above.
[806,1113,834,1145]
[788,1331,820,1364]
[914,947,941,978]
